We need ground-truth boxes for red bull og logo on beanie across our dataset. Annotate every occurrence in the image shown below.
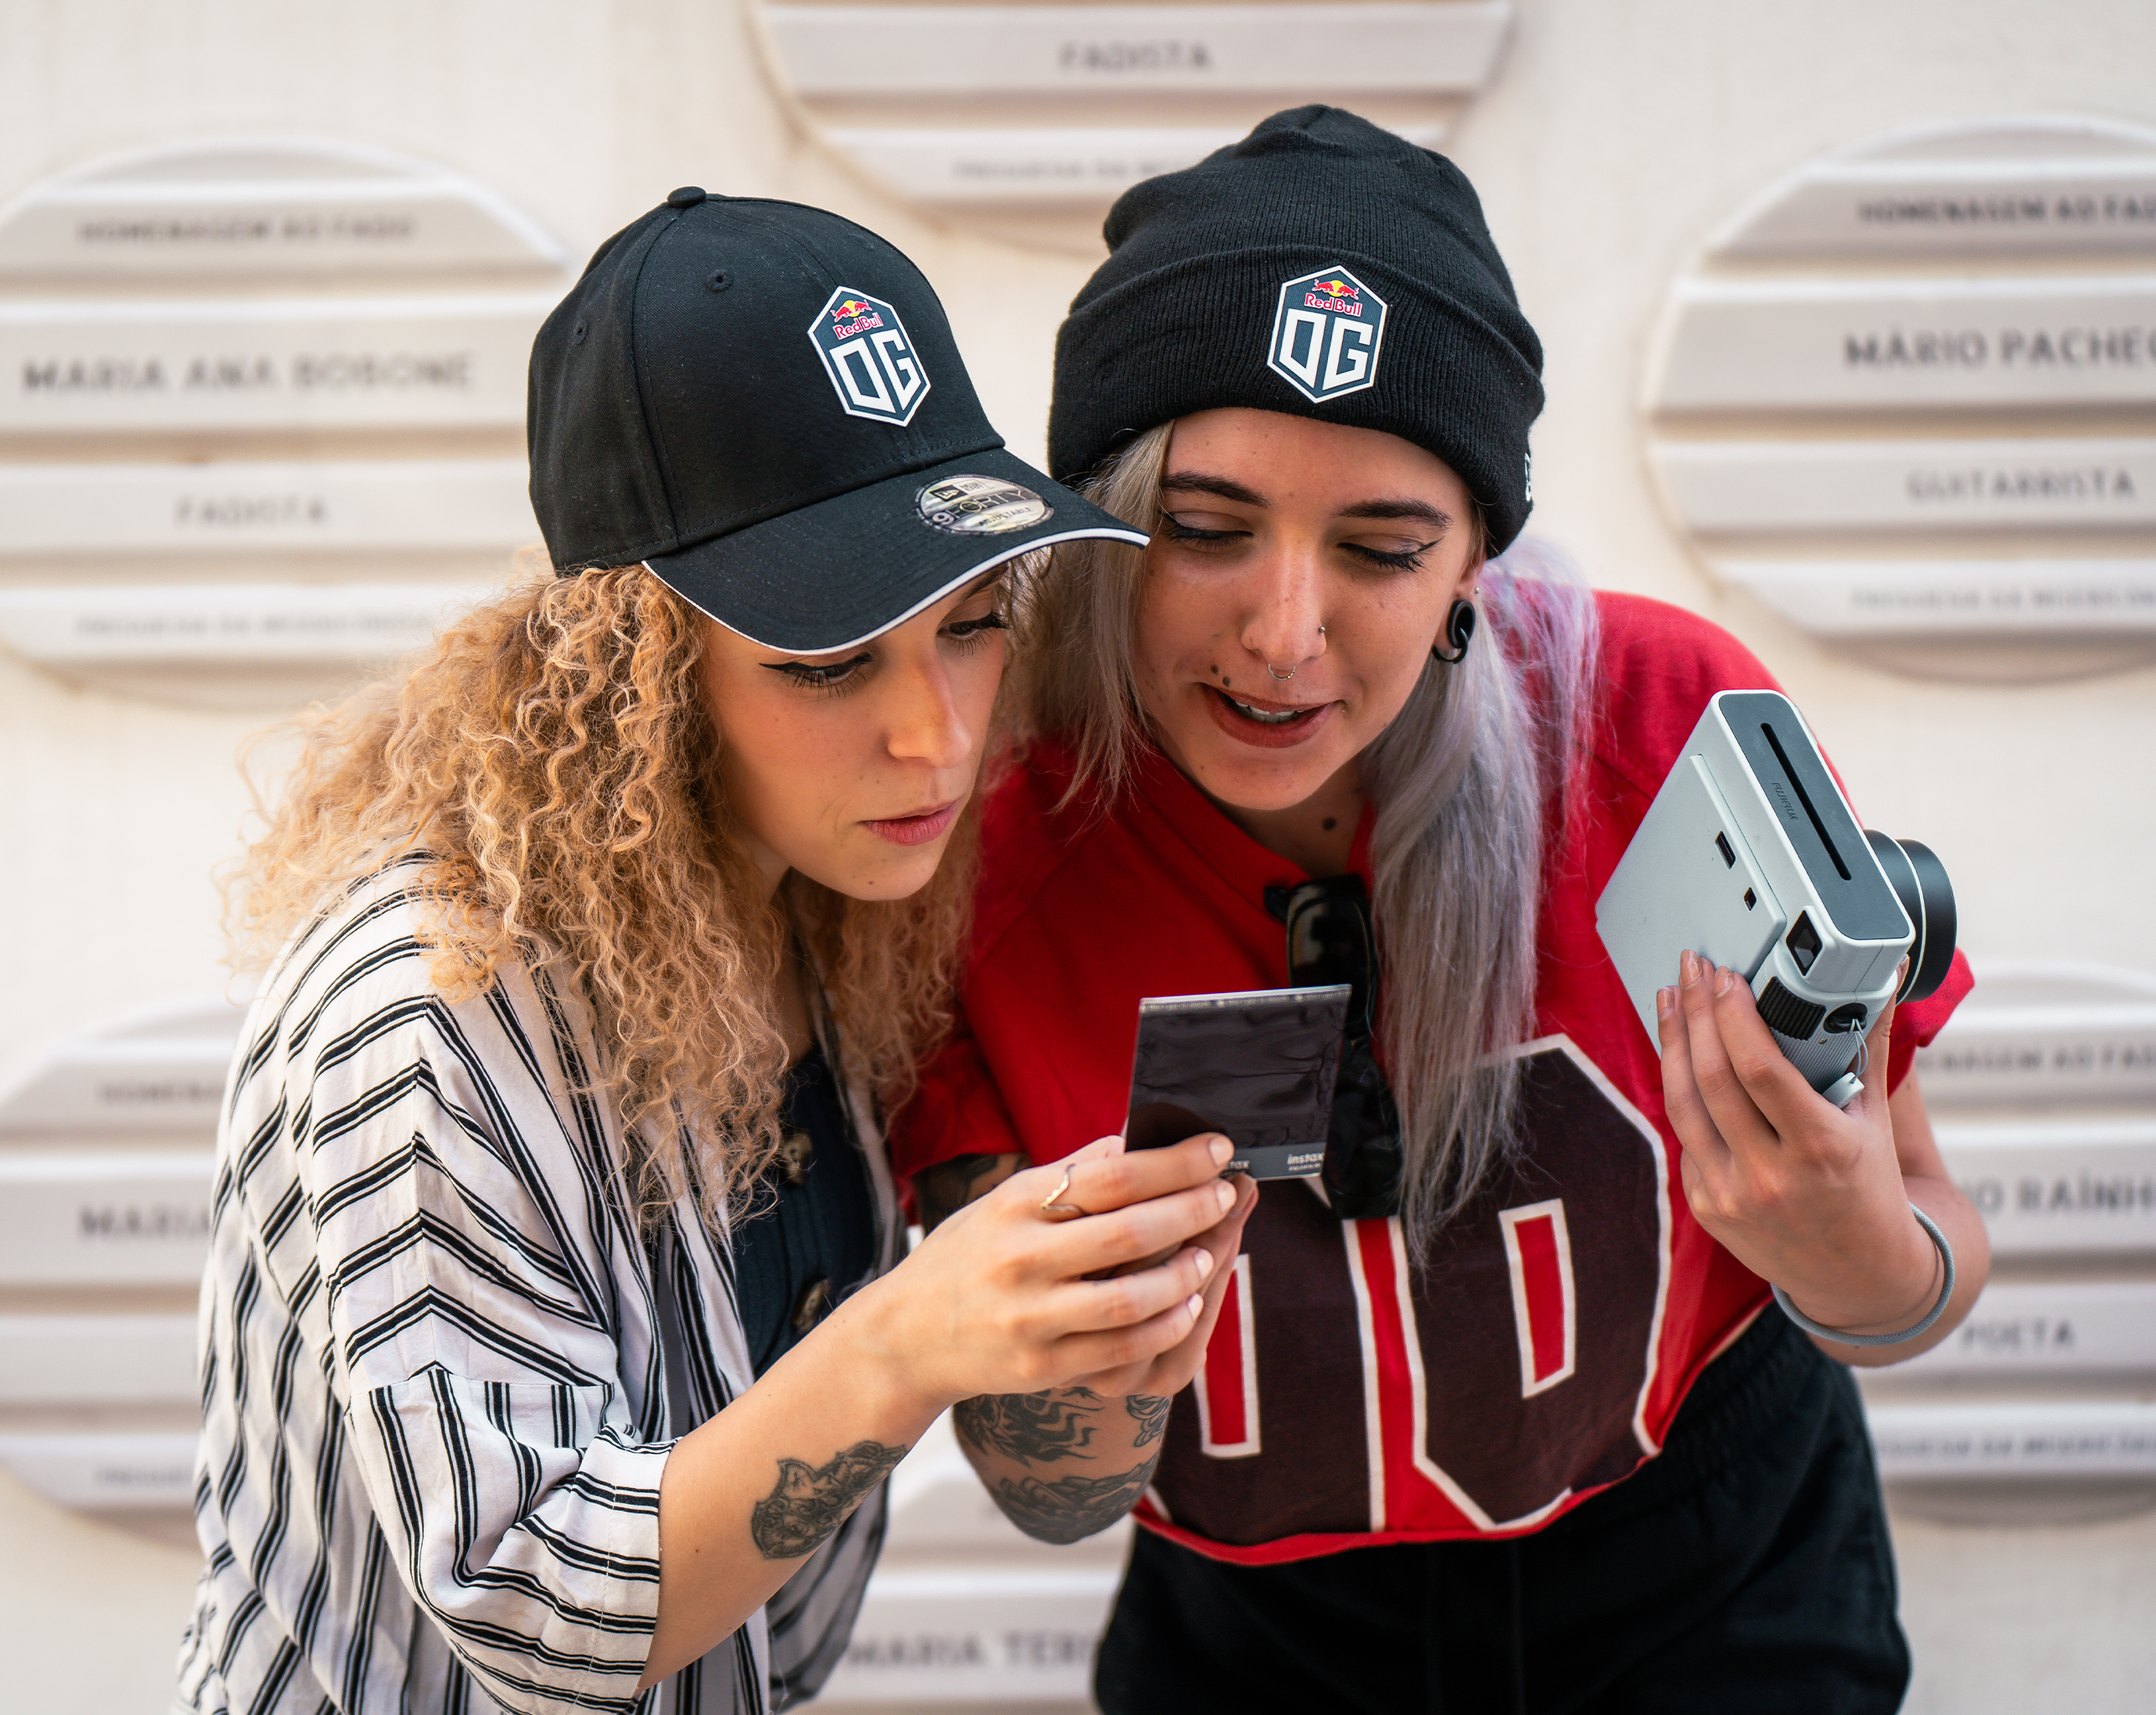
[1267,264,1387,405]
[809,286,931,426]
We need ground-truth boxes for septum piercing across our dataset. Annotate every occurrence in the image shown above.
[1266,625,1325,681]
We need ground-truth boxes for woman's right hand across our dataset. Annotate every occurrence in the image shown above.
[840,1132,1243,1414]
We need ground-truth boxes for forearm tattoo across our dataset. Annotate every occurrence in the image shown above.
[955,1388,1104,1464]
[991,1460,1161,1546]
[1126,1393,1171,1449]
[749,1439,908,1561]
[956,1388,1172,1540]
[914,1151,1021,1229]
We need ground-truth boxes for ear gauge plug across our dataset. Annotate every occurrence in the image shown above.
[1431,599,1476,663]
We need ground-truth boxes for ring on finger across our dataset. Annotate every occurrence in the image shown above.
[1038,1165,1088,1222]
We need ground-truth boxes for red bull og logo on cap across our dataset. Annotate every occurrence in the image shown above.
[809,286,931,426]
[1268,264,1387,405]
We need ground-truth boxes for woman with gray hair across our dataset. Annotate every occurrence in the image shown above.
[893,108,1984,1712]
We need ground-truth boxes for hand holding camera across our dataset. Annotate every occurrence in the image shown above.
[1598,689,1955,1109]
[1600,688,1970,1346]
[1655,949,1948,1340]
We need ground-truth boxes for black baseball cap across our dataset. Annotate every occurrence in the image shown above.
[529,187,1145,651]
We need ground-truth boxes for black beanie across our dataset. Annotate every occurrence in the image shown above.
[1049,106,1543,554]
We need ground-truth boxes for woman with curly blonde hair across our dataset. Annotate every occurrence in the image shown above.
[178,189,1254,1715]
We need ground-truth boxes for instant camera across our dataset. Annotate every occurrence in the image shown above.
[1596,691,1956,1106]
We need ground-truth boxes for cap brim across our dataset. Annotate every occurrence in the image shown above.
[645,446,1147,653]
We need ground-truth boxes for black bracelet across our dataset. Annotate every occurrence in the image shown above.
[1770,1204,1956,1347]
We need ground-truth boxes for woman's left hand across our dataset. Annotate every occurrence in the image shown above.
[1656,949,1954,1343]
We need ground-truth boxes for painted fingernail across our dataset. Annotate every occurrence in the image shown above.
[1656,986,1675,1019]
[1193,1249,1216,1280]
[1714,965,1734,997]
[1208,1136,1233,1166]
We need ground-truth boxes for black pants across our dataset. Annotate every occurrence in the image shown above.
[1096,1310,1908,1714]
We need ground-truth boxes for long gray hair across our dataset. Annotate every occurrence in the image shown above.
[1022,422,1602,1248]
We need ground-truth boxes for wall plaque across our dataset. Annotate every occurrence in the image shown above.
[752,1,1509,228]
[1706,558,2156,638]
[1917,966,2156,1256]
[0,136,566,281]
[0,459,535,556]
[0,997,245,1134]
[1867,1402,2156,1480]
[1706,116,2156,262]
[1654,276,2156,415]
[0,1432,198,1512]
[818,1564,1119,1703]
[0,1314,200,1405]
[764,3,1510,96]
[1915,963,2156,1106]
[1652,437,2156,535]
[1643,117,2156,665]
[822,123,1441,208]
[0,1153,215,1286]
[1935,1120,2156,1256]
[0,294,548,433]
[1896,1281,2156,1377]
[0,582,495,668]
[0,136,560,703]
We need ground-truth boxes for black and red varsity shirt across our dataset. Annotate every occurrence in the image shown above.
[890,592,1972,1566]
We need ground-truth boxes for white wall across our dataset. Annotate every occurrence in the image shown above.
[1,2,2149,1710]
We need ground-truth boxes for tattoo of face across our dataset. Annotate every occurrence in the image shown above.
[914,1151,1023,1230]
[955,1388,1105,1465]
[1125,1394,1171,1449]
[749,1439,908,1561]
[992,1459,1160,1545]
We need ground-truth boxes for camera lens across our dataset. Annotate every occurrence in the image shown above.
[1865,831,1957,1002]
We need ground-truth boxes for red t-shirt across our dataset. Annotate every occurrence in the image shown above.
[891,591,1971,1565]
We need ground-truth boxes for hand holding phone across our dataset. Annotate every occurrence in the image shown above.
[1122,985,1351,1180]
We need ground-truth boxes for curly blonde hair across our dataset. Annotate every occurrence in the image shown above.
[229,555,988,1220]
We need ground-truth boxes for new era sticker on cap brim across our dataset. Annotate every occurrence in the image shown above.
[1268,264,1387,404]
[916,475,1053,535]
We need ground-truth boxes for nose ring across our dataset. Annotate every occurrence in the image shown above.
[1263,625,1323,682]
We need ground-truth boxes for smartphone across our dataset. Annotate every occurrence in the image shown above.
[1121,984,1352,1180]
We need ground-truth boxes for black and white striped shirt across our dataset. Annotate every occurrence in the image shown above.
[176,860,899,1715]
